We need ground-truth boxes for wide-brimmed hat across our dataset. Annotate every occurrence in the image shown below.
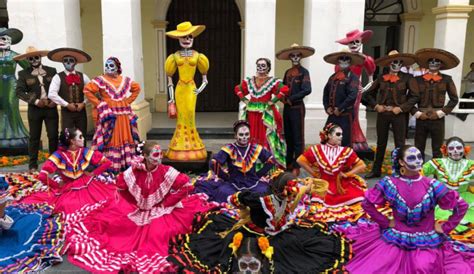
[13,46,49,61]
[276,43,315,60]
[324,49,365,65]
[336,29,373,45]
[166,21,205,39]
[0,28,23,45]
[415,48,459,70]
[48,47,91,63]
[376,50,416,67]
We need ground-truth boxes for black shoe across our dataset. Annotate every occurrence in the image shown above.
[365,171,381,179]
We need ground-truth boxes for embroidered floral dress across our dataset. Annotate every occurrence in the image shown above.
[64,161,215,273]
[84,74,141,173]
[298,144,368,223]
[335,175,473,273]
[194,143,275,203]
[235,77,289,167]
[168,190,351,273]
[423,158,474,242]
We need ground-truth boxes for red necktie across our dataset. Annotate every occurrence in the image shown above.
[423,73,442,83]
[65,74,81,85]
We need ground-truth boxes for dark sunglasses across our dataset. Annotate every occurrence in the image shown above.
[27,56,41,61]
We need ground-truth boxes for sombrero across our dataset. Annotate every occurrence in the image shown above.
[336,29,373,45]
[323,49,365,66]
[0,28,23,45]
[48,47,91,63]
[376,50,416,67]
[415,48,459,70]
[13,46,49,61]
[166,21,205,39]
[276,43,315,60]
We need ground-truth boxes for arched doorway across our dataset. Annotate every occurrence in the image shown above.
[166,0,242,112]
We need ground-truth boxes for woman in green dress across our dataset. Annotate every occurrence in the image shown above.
[0,28,29,154]
[423,136,474,243]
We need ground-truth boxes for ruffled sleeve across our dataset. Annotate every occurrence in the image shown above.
[437,189,469,233]
[84,80,101,107]
[363,55,376,76]
[165,54,177,77]
[89,150,112,176]
[125,81,141,105]
[362,181,390,228]
[344,148,360,169]
[162,172,193,207]
[197,53,209,75]
[38,158,60,189]
[256,147,275,178]
[273,81,289,100]
[234,80,249,99]
[228,190,261,209]
[301,145,317,165]
[116,172,128,190]
[422,160,437,177]
[209,149,230,180]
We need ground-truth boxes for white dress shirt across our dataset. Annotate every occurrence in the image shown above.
[48,70,90,107]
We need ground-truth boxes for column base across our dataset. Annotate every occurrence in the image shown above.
[132,100,152,141]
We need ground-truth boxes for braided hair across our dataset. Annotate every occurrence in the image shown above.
[59,127,79,148]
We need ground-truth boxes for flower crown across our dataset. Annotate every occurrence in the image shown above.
[229,232,274,260]
[319,123,337,143]
[440,144,471,157]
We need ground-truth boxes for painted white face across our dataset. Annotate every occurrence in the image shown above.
[27,55,42,68]
[338,55,351,70]
[63,56,77,72]
[236,126,250,146]
[104,59,118,75]
[146,145,163,166]
[256,60,269,75]
[447,140,464,161]
[289,52,302,65]
[390,60,403,72]
[0,35,12,50]
[428,58,441,71]
[328,127,343,146]
[348,39,362,52]
[71,130,85,148]
[179,35,194,49]
[402,147,423,172]
[238,255,261,274]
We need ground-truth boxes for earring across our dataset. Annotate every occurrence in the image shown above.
[400,166,407,176]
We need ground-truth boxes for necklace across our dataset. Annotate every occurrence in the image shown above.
[63,149,82,172]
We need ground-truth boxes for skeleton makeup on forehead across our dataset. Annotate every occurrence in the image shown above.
[256,58,271,75]
[63,55,77,72]
[179,35,194,49]
[338,55,352,70]
[146,145,163,166]
[235,125,250,146]
[238,255,262,274]
[27,55,42,68]
[348,39,362,53]
[105,59,118,75]
[428,58,442,72]
[327,126,343,146]
[71,129,85,148]
[289,52,302,66]
[402,147,423,172]
[390,59,403,73]
[447,140,464,161]
[0,35,12,50]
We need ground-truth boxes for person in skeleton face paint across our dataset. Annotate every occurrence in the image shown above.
[297,123,368,223]
[194,120,275,203]
[423,136,474,242]
[83,56,141,173]
[337,144,472,274]
[409,48,460,160]
[164,21,209,161]
[235,58,289,168]
[322,50,363,147]
[276,44,315,176]
[362,50,418,179]
[47,48,92,143]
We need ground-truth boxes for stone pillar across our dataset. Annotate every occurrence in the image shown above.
[151,20,168,112]
[101,0,151,140]
[399,13,423,53]
[302,0,366,144]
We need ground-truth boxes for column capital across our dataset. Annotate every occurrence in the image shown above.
[400,12,424,21]
[151,20,168,29]
[432,5,474,19]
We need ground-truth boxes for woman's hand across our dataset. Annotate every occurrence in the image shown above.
[434,221,444,234]
[84,171,94,177]
[389,219,395,228]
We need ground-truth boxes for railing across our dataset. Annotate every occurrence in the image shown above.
[453,98,474,114]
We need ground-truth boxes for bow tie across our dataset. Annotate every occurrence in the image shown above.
[423,73,442,83]
[333,71,346,81]
[383,74,400,83]
[65,74,81,85]
[31,67,46,77]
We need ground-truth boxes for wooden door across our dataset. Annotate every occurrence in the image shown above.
[166,0,242,112]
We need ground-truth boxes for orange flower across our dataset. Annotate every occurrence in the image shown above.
[228,232,243,255]
[465,145,471,156]
[258,236,274,260]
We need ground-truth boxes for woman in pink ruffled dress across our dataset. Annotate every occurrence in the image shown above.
[65,141,215,273]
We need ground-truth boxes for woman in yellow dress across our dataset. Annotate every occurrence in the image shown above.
[165,21,209,161]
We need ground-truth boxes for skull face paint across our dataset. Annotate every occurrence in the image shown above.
[428,58,442,71]
[0,35,12,50]
[327,127,343,146]
[390,59,403,73]
[256,59,270,75]
[235,125,250,146]
[27,55,42,68]
[104,59,118,75]
[238,255,262,274]
[146,145,163,166]
[63,56,77,72]
[402,147,423,172]
[348,39,362,53]
[289,52,302,66]
[71,130,85,148]
[338,55,352,70]
[447,140,464,161]
[179,35,194,49]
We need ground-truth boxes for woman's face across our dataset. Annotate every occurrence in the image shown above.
[145,145,163,167]
[400,147,423,172]
[327,127,343,146]
[235,126,250,146]
[71,130,84,148]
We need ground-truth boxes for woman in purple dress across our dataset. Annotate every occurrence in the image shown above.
[194,121,275,203]
[337,145,473,273]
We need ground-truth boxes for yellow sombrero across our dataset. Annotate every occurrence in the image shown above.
[13,46,49,61]
[276,43,315,60]
[166,21,206,39]
[376,50,416,67]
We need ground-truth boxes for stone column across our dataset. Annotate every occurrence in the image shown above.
[399,13,423,53]
[302,0,366,144]
[151,20,168,112]
[101,0,151,140]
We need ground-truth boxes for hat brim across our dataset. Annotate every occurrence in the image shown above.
[324,51,365,66]
[376,53,416,67]
[166,25,206,39]
[0,28,23,45]
[276,46,315,60]
[13,50,49,61]
[48,48,92,63]
[336,30,373,45]
[415,48,460,70]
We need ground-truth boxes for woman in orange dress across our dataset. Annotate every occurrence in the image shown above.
[84,57,141,173]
